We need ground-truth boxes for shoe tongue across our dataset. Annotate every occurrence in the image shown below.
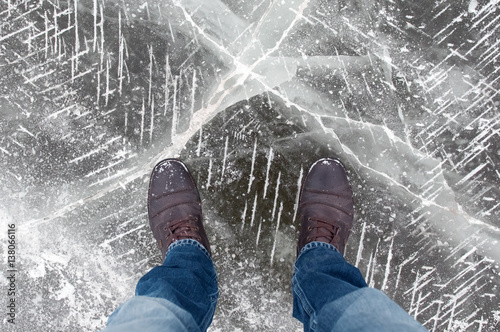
[314,235,334,243]
[172,222,195,238]
[311,222,338,242]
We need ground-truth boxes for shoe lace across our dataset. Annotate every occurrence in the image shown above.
[306,217,339,243]
[164,216,202,242]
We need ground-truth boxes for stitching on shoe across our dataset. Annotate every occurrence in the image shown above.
[302,188,351,198]
[152,188,195,199]
[299,202,353,216]
[151,201,200,218]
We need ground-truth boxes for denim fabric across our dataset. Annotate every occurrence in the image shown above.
[104,240,427,332]
[102,297,199,332]
[103,239,218,332]
[292,241,427,332]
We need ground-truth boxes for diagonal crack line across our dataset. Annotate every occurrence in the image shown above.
[173,0,312,101]
[258,0,311,59]
[24,1,312,228]
[245,0,312,73]
[265,86,500,237]
[172,0,239,66]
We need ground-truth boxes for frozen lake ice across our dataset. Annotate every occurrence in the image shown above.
[0,0,499,331]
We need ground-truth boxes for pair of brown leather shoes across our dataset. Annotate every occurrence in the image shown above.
[148,158,354,260]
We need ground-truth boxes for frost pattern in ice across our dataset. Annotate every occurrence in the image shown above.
[0,0,499,331]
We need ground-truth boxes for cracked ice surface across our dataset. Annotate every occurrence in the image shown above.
[1,0,499,330]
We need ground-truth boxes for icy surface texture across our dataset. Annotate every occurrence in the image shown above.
[0,0,499,331]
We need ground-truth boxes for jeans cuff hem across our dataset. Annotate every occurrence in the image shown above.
[297,241,340,261]
[166,239,211,260]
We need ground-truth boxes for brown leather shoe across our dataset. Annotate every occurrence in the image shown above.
[148,159,211,259]
[297,158,354,256]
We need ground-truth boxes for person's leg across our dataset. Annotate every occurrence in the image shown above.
[103,159,217,332]
[135,240,218,330]
[293,158,427,332]
[292,241,367,331]
[104,239,218,332]
[292,242,426,332]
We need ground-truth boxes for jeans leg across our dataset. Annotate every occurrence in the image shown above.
[104,239,218,332]
[292,241,427,332]
[292,241,367,331]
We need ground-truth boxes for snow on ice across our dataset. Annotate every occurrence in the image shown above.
[0,0,499,331]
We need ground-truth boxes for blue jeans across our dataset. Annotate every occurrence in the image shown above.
[103,239,218,332]
[293,242,427,332]
[103,240,427,332]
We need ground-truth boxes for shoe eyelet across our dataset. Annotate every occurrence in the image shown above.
[307,226,312,231]
[163,226,168,231]
[306,236,311,241]
[197,237,201,241]
[307,217,311,221]
[194,226,199,231]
